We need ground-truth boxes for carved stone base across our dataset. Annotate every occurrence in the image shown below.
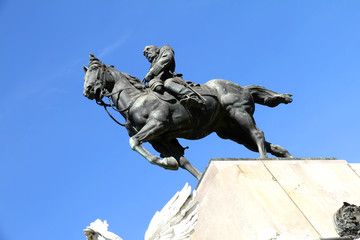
[190,158,360,240]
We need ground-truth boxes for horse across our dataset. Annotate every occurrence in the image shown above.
[83,54,293,180]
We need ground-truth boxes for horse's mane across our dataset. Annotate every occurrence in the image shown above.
[89,61,145,90]
[117,71,145,90]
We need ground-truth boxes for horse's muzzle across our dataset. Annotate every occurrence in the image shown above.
[83,84,103,101]
[83,85,96,100]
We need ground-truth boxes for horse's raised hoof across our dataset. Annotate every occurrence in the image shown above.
[153,157,179,170]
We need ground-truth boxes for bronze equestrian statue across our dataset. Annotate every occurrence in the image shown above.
[82,48,293,180]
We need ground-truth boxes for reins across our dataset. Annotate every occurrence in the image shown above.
[96,93,133,127]
[94,65,142,128]
[97,100,126,127]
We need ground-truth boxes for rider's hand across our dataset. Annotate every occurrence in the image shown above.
[143,75,151,83]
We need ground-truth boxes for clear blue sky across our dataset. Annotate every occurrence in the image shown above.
[1,1,360,239]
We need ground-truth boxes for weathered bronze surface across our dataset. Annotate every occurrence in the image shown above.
[83,46,293,179]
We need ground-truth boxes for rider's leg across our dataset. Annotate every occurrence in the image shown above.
[148,77,164,93]
[164,79,202,107]
[164,80,191,97]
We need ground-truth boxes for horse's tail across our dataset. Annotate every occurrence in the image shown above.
[244,85,293,108]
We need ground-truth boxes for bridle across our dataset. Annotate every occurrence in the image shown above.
[93,64,135,127]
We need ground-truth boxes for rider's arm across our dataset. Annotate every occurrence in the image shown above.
[155,46,174,69]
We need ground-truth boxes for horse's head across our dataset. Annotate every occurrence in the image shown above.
[83,54,115,101]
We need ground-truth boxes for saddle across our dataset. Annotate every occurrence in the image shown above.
[150,90,177,104]
[149,83,217,105]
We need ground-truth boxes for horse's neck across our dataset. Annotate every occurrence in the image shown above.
[109,71,143,115]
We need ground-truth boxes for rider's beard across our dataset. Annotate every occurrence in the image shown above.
[147,54,156,63]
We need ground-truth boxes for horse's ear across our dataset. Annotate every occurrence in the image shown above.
[83,65,88,72]
[89,54,99,62]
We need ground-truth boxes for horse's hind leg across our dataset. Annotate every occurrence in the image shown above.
[217,128,293,158]
[228,108,268,158]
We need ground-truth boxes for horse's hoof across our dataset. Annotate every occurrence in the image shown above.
[162,157,179,170]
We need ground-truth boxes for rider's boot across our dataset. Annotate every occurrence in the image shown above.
[164,82,203,108]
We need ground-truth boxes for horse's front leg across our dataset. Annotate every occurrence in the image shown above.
[129,119,179,170]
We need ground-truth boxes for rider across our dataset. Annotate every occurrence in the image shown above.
[143,45,203,107]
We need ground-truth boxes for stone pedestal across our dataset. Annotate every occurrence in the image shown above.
[191,158,360,240]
